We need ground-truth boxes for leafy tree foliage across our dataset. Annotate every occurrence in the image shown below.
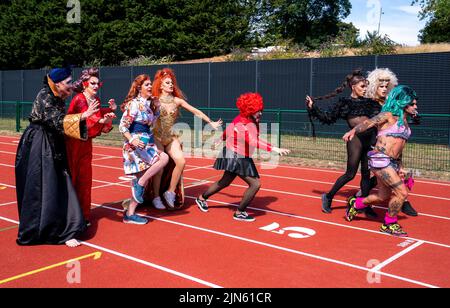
[0,0,256,69]
[0,0,355,69]
[413,0,450,43]
[254,0,352,49]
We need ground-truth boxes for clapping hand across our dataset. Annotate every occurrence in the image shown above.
[210,119,223,130]
[343,129,356,142]
[100,112,116,124]
[272,147,290,156]
[81,101,100,120]
[108,99,117,111]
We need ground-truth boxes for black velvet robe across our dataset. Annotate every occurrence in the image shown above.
[15,77,87,245]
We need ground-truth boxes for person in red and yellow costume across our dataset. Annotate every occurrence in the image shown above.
[66,68,117,226]
[195,93,290,222]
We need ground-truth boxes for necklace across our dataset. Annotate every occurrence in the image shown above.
[159,95,174,104]
[84,93,96,105]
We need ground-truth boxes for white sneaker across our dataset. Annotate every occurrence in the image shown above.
[152,197,166,210]
[163,191,176,208]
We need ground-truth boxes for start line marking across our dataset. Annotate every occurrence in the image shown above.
[0,252,102,285]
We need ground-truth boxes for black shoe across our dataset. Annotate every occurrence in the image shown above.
[233,211,255,222]
[364,206,378,219]
[195,197,209,213]
[401,201,418,216]
[321,193,332,213]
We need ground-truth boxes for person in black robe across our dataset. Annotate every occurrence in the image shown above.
[15,67,99,247]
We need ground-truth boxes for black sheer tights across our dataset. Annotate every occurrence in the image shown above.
[326,133,372,200]
[202,171,261,211]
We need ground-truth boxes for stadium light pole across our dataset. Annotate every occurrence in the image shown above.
[377,7,384,35]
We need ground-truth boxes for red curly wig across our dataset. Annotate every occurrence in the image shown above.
[236,92,264,118]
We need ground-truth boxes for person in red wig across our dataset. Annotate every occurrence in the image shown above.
[196,93,290,221]
[66,68,117,226]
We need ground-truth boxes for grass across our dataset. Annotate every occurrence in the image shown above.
[177,43,450,64]
[396,43,450,54]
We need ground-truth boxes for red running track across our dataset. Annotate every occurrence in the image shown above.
[0,135,449,288]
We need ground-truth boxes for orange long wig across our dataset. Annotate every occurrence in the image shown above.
[152,68,185,99]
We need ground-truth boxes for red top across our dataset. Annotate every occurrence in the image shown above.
[222,115,272,157]
[67,93,113,138]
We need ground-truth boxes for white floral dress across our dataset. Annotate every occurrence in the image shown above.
[119,96,160,175]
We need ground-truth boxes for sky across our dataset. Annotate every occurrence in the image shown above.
[345,0,428,46]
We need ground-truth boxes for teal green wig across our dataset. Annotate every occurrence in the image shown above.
[381,85,418,126]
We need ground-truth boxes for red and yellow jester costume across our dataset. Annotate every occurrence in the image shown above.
[65,93,114,221]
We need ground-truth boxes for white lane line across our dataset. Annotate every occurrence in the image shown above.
[92,156,116,161]
[81,241,223,288]
[2,136,450,187]
[183,175,450,219]
[95,206,440,289]
[0,215,222,288]
[0,216,19,225]
[2,150,450,197]
[0,150,16,155]
[0,201,16,207]
[370,241,425,272]
[0,183,16,189]
[92,164,122,170]
[0,142,19,146]
[3,165,450,223]
[4,177,449,249]
[181,196,450,249]
[92,180,130,190]
[184,165,214,172]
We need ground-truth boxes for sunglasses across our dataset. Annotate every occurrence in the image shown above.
[83,81,103,88]
[379,78,390,83]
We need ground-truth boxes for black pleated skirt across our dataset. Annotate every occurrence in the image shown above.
[213,148,259,178]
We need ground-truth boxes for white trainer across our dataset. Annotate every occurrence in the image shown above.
[152,197,166,210]
[163,191,176,208]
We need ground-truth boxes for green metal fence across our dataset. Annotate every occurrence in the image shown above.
[1,101,449,172]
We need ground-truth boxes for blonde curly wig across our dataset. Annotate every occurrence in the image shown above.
[366,68,398,100]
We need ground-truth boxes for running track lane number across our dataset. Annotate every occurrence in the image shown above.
[260,222,316,239]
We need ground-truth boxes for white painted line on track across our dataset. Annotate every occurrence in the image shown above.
[370,241,425,273]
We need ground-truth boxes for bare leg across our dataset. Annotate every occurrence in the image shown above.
[152,168,163,197]
[362,170,391,205]
[151,140,165,197]
[374,167,408,217]
[128,192,139,215]
[137,152,169,187]
[165,139,185,192]
[347,167,395,221]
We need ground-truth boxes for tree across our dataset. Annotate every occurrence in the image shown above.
[356,31,397,56]
[255,0,352,49]
[413,0,450,43]
[0,0,257,69]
